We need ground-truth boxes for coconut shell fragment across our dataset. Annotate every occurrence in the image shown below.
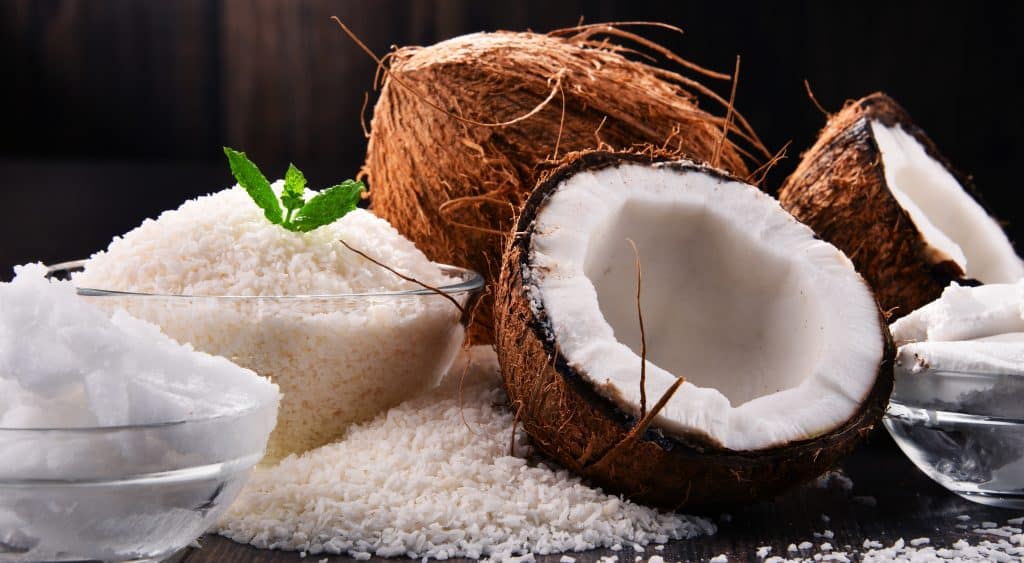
[364,27,763,341]
[496,151,894,509]
[779,93,1022,320]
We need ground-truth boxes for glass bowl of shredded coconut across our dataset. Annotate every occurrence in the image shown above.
[0,264,280,562]
[61,183,484,462]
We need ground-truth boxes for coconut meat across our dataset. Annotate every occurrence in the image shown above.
[870,121,1024,283]
[526,162,885,451]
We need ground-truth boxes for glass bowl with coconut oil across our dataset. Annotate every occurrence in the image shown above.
[884,367,1024,509]
[0,402,276,562]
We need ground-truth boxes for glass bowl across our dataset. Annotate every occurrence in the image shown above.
[0,402,276,562]
[47,259,484,462]
[884,367,1024,509]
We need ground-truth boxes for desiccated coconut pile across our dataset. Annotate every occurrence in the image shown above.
[216,346,715,560]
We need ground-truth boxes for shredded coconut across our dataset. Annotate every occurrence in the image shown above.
[216,347,713,560]
[73,184,468,461]
[75,184,449,296]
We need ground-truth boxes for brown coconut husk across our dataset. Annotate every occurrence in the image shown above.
[361,24,766,342]
[779,92,995,320]
[496,150,895,509]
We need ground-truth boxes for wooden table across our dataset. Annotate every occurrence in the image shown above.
[177,434,1021,563]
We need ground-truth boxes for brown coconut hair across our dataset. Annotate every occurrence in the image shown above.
[779,92,1002,319]
[361,23,769,341]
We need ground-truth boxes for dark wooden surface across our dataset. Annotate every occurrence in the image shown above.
[174,435,1022,563]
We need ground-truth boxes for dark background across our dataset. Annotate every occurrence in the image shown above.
[3,0,1023,276]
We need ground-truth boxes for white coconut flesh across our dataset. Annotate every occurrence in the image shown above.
[869,121,1024,282]
[526,162,885,451]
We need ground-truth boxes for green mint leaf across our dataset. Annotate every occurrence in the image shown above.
[282,163,307,213]
[224,147,283,225]
[289,180,366,232]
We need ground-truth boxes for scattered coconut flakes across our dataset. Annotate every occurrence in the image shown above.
[216,347,713,560]
[759,520,1024,563]
[1008,517,1024,525]
[558,557,576,563]
[647,556,664,563]
[756,546,771,558]
[813,470,854,491]
[852,495,877,507]
[983,521,999,528]
[798,541,813,550]
[787,544,798,552]
[957,515,973,521]
[709,555,728,563]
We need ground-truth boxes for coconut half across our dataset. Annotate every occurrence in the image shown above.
[497,151,894,508]
[780,93,1024,320]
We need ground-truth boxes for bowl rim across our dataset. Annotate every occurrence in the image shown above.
[0,398,278,433]
[47,259,485,300]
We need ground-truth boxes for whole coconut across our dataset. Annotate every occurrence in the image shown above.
[363,25,761,340]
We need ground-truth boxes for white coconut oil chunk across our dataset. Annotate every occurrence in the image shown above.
[0,264,279,431]
[892,280,1024,377]
[870,121,1024,282]
[530,162,885,451]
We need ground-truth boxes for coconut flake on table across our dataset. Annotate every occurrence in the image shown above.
[0,263,279,428]
[72,183,466,460]
[216,346,714,561]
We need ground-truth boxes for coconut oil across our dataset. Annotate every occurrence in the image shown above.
[884,369,1024,509]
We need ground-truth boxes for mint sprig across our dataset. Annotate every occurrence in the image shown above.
[223,147,365,232]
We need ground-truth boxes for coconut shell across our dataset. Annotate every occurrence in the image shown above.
[779,92,995,320]
[496,150,895,509]
[365,29,756,342]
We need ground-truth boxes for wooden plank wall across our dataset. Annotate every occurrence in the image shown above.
[3,0,1023,196]
[2,0,599,166]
